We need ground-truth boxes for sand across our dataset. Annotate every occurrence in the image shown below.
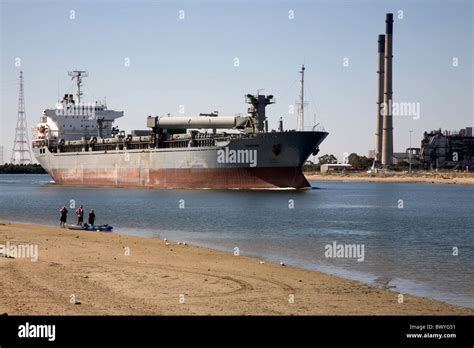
[0,221,472,315]
[305,172,474,185]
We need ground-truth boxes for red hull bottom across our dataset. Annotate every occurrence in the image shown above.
[50,167,311,189]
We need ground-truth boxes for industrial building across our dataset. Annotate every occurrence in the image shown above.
[320,164,364,173]
[370,15,473,172]
[419,127,474,170]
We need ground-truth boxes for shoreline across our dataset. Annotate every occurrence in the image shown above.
[305,172,474,185]
[0,221,472,315]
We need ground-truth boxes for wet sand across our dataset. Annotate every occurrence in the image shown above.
[305,172,474,185]
[0,221,472,315]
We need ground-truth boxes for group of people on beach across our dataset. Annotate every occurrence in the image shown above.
[59,205,95,228]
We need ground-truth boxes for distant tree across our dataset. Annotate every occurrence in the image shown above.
[318,154,338,165]
[303,163,320,172]
[348,153,372,169]
[394,161,410,171]
[0,163,46,174]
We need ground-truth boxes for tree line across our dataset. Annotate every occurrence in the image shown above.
[304,153,410,172]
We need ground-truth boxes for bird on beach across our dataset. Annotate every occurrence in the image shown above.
[164,238,167,242]
[280,261,286,266]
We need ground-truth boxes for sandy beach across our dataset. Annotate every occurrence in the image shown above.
[305,172,474,185]
[0,221,472,315]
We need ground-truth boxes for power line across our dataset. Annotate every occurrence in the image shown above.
[11,71,32,164]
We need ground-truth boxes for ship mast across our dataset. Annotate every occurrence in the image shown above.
[297,64,305,131]
[68,70,88,103]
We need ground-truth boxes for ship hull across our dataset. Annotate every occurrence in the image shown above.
[49,167,311,189]
[34,131,328,189]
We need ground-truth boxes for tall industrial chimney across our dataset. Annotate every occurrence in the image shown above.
[375,34,385,161]
[381,13,394,165]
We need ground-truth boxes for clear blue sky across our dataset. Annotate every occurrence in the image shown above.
[1,0,472,163]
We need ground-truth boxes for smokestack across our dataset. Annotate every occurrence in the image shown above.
[381,13,394,165]
[375,34,385,161]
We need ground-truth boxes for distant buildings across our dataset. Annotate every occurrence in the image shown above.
[369,127,474,171]
[368,149,420,166]
[320,163,364,173]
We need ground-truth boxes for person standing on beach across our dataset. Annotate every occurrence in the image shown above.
[59,206,68,228]
[88,209,95,226]
[76,205,84,226]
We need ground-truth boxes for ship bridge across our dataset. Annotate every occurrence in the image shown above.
[34,95,123,143]
[32,71,124,145]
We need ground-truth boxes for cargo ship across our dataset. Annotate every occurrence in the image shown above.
[32,70,328,189]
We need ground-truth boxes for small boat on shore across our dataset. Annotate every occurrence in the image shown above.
[67,224,113,232]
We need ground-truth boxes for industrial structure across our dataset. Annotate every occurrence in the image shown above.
[372,14,473,172]
[381,13,394,165]
[374,34,385,162]
[11,71,32,164]
[374,13,395,166]
[419,128,474,170]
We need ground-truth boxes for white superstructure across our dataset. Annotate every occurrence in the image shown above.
[32,71,123,146]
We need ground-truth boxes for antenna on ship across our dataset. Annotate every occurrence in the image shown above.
[296,64,306,131]
[68,70,88,103]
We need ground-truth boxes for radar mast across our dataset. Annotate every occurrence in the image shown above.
[68,70,88,103]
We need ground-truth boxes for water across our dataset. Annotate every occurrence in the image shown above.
[0,174,473,309]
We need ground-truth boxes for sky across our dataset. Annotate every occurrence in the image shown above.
[1,0,473,163]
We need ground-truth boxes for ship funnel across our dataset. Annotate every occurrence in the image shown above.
[381,13,394,165]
